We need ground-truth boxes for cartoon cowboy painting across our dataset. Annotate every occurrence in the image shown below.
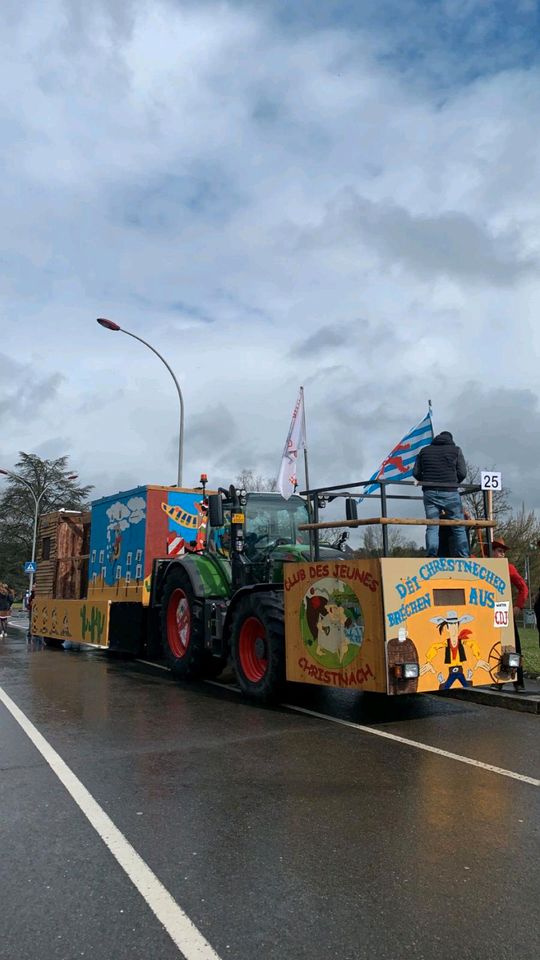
[420,609,490,689]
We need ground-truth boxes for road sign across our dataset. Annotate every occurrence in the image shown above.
[481,471,502,491]
[24,561,37,574]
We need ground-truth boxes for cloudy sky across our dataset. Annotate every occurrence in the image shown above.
[1,0,540,514]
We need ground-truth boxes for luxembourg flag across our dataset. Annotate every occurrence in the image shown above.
[277,388,307,499]
[359,407,434,500]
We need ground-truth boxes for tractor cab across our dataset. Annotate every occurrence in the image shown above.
[207,490,342,588]
[243,493,310,558]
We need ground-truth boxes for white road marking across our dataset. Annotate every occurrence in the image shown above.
[135,662,240,691]
[136,659,169,671]
[138,662,540,786]
[0,685,223,960]
[283,703,540,787]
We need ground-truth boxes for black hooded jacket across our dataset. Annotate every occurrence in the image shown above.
[413,431,467,490]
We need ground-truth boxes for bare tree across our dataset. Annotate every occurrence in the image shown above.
[235,469,277,492]
[462,461,511,523]
[497,505,540,601]
[357,526,423,558]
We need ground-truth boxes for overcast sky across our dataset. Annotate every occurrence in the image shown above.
[1,0,539,513]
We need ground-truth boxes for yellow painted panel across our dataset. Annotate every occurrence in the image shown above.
[284,559,386,692]
[87,577,145,604]
[380,557,516,693]
[31,598,111,648]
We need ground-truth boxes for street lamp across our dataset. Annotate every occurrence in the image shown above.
[96,318,185,487]
[0,468,78,594]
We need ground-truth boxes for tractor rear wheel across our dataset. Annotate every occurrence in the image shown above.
[160,568,206,680]
[230,592,285,703]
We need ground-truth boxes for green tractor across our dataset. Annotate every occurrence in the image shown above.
[155,485,344,702]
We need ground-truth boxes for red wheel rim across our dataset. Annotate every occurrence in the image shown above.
[238,616,268,682]
[167,588,191,658]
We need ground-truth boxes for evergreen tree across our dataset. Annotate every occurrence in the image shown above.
[0,453,92,595]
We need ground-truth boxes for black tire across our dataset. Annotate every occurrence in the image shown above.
[160,567,206,680]
[230,592,285,703]
[160,567,227,680]
[43,638,65,649]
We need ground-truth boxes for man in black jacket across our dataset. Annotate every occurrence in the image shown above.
[413,431,469,557]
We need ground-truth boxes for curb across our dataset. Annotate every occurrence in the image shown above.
[439,687,540,715]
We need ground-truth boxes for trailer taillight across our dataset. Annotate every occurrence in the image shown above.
[501,651,521,670]
[392,662,419,681]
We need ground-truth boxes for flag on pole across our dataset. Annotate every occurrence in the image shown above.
[359,408,434,500]
[277,388,306,500]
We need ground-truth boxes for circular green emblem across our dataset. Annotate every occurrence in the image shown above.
[300,577,365,668]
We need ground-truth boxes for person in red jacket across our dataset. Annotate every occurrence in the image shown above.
[492,537,527,691]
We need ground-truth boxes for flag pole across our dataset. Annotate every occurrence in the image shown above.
[300,386,315,560]
[301,386,310,493]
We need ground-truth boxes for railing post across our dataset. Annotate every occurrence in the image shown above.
[380,483,389,556]
[307,492,314,562]
[312,497,320,561]
[483,489,493,556]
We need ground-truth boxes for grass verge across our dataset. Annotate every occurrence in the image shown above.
[520,627,540,676]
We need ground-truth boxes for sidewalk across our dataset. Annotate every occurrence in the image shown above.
[440,678,540,714]
[8,612,30,633]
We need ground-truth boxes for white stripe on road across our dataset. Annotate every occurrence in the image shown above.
[139,661,540,786]
[136,659,169,671]
[284,703,540,787]
[0,685,223,960]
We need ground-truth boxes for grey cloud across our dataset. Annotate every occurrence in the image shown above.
[290,317,401,360]
[290,324,352,358]
[32,436,73,459]
[0,358,64,423]
[300,190,536,285]
[184,404,239,461]
[62,0,138,44]
[448,382,540,510]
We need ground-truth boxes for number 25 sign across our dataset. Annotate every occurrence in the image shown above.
[481,471,502,491]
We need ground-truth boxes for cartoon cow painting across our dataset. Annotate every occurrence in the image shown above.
[305,587,352,663]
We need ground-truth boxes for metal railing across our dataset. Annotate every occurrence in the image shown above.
[299,479,495,561]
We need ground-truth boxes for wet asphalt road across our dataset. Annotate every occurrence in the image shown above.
[1,625,539,960]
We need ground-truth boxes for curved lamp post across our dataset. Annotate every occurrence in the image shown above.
[0,468,77,594]
[97,318,184,487]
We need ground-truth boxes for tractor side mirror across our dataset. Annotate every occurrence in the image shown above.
[345,498,358,521]
[208,494,224,528]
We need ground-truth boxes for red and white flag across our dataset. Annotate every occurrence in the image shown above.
[277,388,306,499]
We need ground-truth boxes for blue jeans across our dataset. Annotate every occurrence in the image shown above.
[423,489,469,557]
[440,666,472,689]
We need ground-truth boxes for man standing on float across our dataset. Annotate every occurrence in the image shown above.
[413,431,469,557]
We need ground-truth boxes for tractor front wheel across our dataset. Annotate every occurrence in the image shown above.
[160,568,205,680]
[230,592,285,703]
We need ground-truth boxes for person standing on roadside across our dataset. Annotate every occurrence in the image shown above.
[0,583,14,637]
[533,586,540,649]
[492,537,527,691]
[413,431,469,557]
[27,587,35,640]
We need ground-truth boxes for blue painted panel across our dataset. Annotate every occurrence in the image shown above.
[88,487,148,587]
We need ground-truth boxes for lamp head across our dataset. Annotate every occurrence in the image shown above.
[96,318,121,331]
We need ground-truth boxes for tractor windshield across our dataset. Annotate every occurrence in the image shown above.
[244,494,309,556]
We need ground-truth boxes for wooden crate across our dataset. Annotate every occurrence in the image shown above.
[35,510,91,599]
